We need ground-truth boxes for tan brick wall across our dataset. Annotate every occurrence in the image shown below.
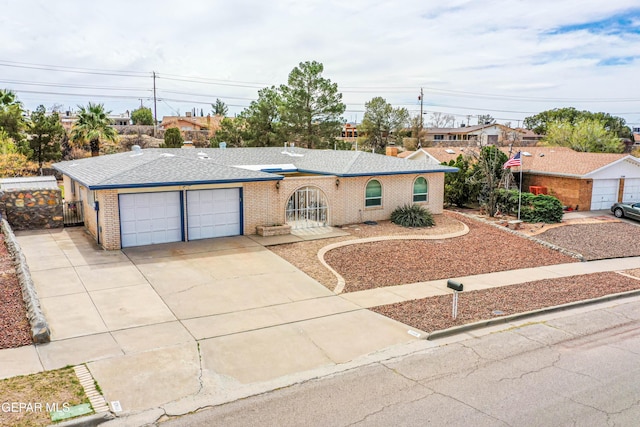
[79,172,447,249]
[243,173,445,232]
[523,174,592,210]
[98,190,120,250]
[79,186,97,241]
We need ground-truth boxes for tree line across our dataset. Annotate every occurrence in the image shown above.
[2,62,636,178]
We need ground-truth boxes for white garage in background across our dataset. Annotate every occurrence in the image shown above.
[187,188,241,240]
[590,179,619,210]
[623,178,640,203]
[587,156,640,210]
[119,192,182,248]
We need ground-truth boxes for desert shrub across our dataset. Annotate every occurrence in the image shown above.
[162,128,183,148]
[522,194,563,223]
[391,204,434,227]
[497,189,562,223]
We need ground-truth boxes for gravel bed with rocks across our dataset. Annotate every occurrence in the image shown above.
[534,222,640,260]
[372,271,640,333]
[0,234,32,349]
[324,212,576,293]
[269,213,467,290]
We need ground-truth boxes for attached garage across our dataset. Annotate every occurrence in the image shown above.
[623,179,640,204]
[119,192,182,248]
[590,179,619,210]
[187,188,241,240]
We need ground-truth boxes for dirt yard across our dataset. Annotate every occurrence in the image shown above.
[0,234,32,349]
[372,271,640,333]
[271,211,577,293]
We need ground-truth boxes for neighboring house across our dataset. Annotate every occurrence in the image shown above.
[424,124,539,147]
[340,122,358,141]
[59,111,131,132]
[160,114,222,137]
[53,146,456,250]
[409,146,640,211]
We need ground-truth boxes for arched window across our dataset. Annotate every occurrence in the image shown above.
[365,180,382,207]
[413,177,428,202]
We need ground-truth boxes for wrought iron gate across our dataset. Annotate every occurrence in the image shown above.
[63,201,84,227]
[285,187,328,229]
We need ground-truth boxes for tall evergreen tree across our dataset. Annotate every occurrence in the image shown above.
[28,105,65,170]
[280,61,345,149]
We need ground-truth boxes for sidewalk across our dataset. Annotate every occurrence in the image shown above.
[2,225,640,426]
[341,257,640,308]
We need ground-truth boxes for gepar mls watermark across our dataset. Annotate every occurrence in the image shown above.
[1,402,71,413]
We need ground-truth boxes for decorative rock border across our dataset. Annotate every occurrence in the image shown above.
[318,224,470,294]
[450,211,586,262]
[1,218,51,343]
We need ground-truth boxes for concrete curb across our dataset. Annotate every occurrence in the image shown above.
[47,411,115,427]
[427,287,640,340]
[450,211,586,262]
[1,219,51,343]
[317,223,470,294]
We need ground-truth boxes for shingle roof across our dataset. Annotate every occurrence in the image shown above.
[53,147,456,189]
[421,146,636,177]
[0,176,58,190]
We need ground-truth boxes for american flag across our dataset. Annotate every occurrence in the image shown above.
[503,151,522,169]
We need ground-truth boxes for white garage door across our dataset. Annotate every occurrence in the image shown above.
[119,192,182,248]
[623,178,640,204]
[187,188,240,240]
[590,179,619,210]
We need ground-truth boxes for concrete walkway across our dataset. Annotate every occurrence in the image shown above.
[341,257,640,308]
[0,228,418,415]
[2,216,640,423]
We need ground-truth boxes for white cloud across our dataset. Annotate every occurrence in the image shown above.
[1,0,639,126]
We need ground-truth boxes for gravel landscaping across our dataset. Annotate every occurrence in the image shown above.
[269,213,467,290]
[534,222,640,260]
[0,234,32,349]
[324,212,576,293]
[372,271,640,333]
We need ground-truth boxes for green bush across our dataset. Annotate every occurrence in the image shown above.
[496,189,562,223]
[390,204,434,228]
[162,128,183,148]
[524,194,563,223]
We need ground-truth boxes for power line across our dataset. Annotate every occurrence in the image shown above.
[0,79,150,92]
[0,60,149,77]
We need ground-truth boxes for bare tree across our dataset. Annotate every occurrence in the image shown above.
[428,112,455,128]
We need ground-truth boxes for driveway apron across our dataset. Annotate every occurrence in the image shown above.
[13,228,417,412]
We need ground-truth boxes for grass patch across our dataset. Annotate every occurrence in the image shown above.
[0,367,91,426]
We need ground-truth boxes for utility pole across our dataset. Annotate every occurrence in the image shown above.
[153,71,158,137]
[418,88,423,148]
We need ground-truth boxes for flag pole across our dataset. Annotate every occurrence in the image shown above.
[518,164,522,220]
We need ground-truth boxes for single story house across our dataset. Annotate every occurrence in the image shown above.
[423,124,541,147]
[405,146,640,211]
[53,146,456,250]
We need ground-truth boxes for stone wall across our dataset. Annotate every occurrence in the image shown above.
[1,218,51,343]
[0,188,63,230]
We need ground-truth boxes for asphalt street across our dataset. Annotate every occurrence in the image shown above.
[157,297,640,427]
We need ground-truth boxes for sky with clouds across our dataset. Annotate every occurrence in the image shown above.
[1,0,639,128]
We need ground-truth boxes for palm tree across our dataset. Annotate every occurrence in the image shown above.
[70,102,118,156]
[0,89,17,106]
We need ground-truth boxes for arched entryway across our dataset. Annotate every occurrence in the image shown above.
[285,186,328,229]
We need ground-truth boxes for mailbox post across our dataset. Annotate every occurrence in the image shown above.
[447,280,463,319]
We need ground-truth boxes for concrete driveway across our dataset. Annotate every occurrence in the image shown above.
[12,227,418,413]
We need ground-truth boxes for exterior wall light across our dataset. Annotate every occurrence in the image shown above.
[335,178,340,188]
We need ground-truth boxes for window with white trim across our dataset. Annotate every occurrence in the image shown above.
[413,177,428,202]
[365,180,382,207]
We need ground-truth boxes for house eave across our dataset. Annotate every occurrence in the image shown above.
[297,167,458,177]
